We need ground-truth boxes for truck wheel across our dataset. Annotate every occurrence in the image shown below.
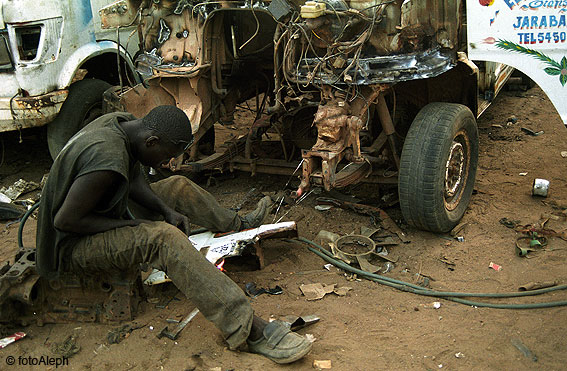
[398,103,478,233]
[47,79,111,159]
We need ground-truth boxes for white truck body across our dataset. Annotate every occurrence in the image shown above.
[467,0,567,126]
[0,0,138,132]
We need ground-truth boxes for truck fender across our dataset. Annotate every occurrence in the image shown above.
[57,40,138,89]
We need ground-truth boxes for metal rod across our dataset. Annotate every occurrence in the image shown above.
[272,196,285,223]
[275,189,314,223]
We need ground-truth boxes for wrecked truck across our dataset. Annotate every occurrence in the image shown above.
[100,0,567,233]
[0,0,139,158]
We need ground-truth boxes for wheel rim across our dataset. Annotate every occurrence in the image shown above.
[444,129,470,211]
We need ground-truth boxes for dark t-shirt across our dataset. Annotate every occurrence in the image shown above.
[36,112,137,278]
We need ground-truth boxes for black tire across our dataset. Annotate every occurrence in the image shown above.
[47,79,112,159]
[398,103,479,233]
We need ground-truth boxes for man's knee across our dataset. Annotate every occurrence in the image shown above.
[140,221,188,246]
[160,175,192,188]
[152,175,197,196]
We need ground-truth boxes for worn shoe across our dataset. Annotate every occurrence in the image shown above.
[240,196,272,229]
[247,320,312,364]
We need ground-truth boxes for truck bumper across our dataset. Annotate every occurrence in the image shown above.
[0,90,68,132]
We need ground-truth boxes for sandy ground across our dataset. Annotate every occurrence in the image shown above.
[0,85,566,370]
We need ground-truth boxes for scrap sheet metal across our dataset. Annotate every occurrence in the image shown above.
[144,222,297,285]
[189,221,297,264]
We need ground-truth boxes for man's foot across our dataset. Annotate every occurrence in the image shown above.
[247,320,312,364]
[240,196,272,229]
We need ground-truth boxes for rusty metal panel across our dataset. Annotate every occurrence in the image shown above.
[0,90,68,132]
[99,0,139,29]
[0,249,142,325]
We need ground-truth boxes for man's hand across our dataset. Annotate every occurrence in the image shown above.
[163,208,190,235]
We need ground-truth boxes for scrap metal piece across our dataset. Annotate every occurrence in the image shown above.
[281,314,320,331]
[2,90,68,132]
[174,0,192,15]
[99,0,138,29]
[334,234,397,269]
[144,269,172,286]
[511,338,537,362]
[233,188,258,212]
[316,197,409,243]
[189,221,297,265]
[356,255,382,273]
[158,19,172,44]
[157,308,199,340]
[0,249,142,325]
[146,222,298,288]
[299,283,335,301]
[532,179,550,197]
[107,322,145,344]
[0,179,40,200]
[268,0,294,21]
[518,281,557,292]
[0,332,26,349]
[244,282,283,298]
[293,48,455,85]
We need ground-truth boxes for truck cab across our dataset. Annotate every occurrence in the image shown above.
[0,0,139,157]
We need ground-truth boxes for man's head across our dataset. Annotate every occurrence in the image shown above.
[136,105,194,168]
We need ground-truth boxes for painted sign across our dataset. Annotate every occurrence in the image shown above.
[467,0,567,126]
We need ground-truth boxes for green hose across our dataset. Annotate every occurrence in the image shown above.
[295,237,567,309]
[18,201,41,249]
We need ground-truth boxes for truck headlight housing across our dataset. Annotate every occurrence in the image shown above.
[14,25,41,61]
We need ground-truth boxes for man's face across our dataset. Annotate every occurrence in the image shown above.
[138,136,186,169]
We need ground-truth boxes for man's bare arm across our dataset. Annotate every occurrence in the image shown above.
[54,171,142,234]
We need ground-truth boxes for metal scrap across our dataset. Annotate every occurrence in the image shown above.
[299,283,351,301]
[316,197,409,243]
[51,334,80,358]
[511,338,537,362]
[233,187,258,212]
[157,308,200,341]
[107,322,145,344]
[244,282,283,298]
[0,332,26,349]
[0,249,143,326]
[313,360,332,369]
[280,314,320,331]
[499,217,520,229]
[518,281,557,292]
[0,179,40,200]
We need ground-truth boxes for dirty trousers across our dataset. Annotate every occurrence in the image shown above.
[66,176,253,349]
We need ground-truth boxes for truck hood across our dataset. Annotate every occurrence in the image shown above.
[1,0,62,23]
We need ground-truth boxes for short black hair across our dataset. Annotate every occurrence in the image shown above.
[141,105,193,146]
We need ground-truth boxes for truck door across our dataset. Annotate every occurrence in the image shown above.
[467,0,567,126]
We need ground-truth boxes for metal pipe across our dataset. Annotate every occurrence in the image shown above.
[267,23,283,113]
[376,94,400,169]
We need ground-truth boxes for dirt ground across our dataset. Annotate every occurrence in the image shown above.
[1,85,566,370]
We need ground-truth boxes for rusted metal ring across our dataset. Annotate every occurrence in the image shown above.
[445,142,464,197]
[335,235,376,258]
[444,129,471,211]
